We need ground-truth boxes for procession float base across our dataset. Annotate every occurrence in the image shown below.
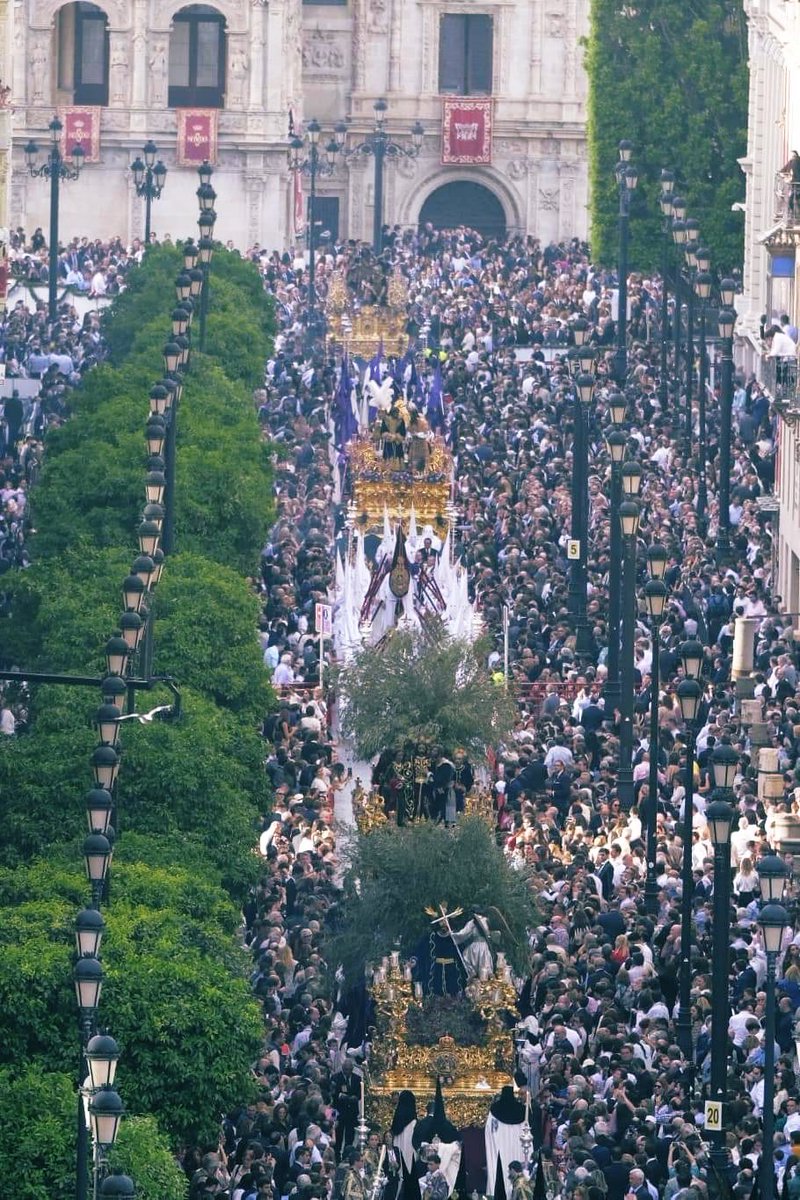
[368,1069,513,1129]
[349,437,454,534]
[325,264,409,358]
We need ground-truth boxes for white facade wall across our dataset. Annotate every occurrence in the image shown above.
[9,0,589,250]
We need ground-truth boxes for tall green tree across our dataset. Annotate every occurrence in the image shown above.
[585,0,748,271]
[338,621,516,759]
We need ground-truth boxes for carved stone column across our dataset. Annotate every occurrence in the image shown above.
[247,0,266,113]
[388,0,402,92]
[108,31,131,107]
[351,0,367,94]
[131,0,148,108]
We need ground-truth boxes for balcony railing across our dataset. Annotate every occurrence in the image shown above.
[775,174,800,227]
[763,355,799,405]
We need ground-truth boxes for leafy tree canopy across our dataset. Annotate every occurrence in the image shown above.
[585,0,748,271]
[338,621,516,759]
[328,817,536,983]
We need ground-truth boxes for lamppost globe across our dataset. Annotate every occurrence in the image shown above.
[90,744,120,791]
[646,543,668,580]
[620,461,643,498]
[83,832,112,886]
[74,955,104,1014]
[75,907,106,958]
[606,429,627,463]
[643,579,668,620]
[711,743,739,790]
[758,902,789,954]
[676,677,702,723]
[718,307,736,339]
[99,1172,136,1198]
[86,1034,121,1091]
[680,639,705,679]
[757,853,789,902]
[89,1086,125,1149]
[720,277,737,307]
[607,391,627,425]
[104,634,130,677]
[85,787,113,835]
[618,499,640,538]
[705,794,734,847]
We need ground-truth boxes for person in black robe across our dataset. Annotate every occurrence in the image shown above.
[452,749,474,814]
[431,750,456,824]
[412,919,467,996]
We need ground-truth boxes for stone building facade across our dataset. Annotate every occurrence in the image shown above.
[9,0,588,249]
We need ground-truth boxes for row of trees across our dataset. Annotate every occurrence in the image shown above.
[585,0,749,271]
[0,245,276,1198]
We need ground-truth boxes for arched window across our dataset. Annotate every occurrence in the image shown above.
[56,1,109,106]
[169,5,226,108]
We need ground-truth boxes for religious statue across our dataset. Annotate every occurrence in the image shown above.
[379,403,406,462]
[413,905,468,996]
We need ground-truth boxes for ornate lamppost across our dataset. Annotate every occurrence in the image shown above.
[24,117,85,321]
[347,99,424,255]
[130,141,167,246]
[289,118,346,348]
[613,139,639,384]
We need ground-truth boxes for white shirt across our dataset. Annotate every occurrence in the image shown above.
[0,706,15,735]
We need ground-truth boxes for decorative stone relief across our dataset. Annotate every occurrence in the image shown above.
[495,138,525,156]
[507,159,530,180]
[545,12,563,36]
[395,154,417,179]
[302,29,346,74]
[109,41,129,106]
[367,0,388,34]
[28,32,48,105]
[228,42,249,108]
[352,0,367,91]
[539,187,559,210]
[149,40,168,107]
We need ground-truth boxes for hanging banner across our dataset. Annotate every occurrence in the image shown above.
[59,107,101,163]
[441,97,493,165]
[176,109,218,166]
[293,170,305,237]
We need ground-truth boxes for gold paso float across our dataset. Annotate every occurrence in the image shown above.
[366,950,516,1129]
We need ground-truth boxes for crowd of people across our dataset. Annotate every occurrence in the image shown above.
[6,219,800,1200]
[206,223,800,1200]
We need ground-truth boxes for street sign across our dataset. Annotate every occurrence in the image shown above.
[315,602,332,637]
[567,539,581,560]
[704,1100,722,1131]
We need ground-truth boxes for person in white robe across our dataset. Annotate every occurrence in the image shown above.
[485,1086,526,1198]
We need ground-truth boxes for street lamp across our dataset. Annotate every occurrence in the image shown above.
[74,955,104,1016]
[24,117,85,321]
[706,756,734,1186]
[717,279,737,564]
[613,139,639,384]
[130,141,167,246]
[89,1086,125,1149]
[288,119,345,350]
[617,495,640,810]
[675,661,703,1059]
[347,98,424,255]
[658,170,675,407]
[643,567,668,914]
[694,257,713,532]
[90,744,120,792]
[568,347,595,657]
[682,225,700,452]
[100,1172,136,1198]
[85,787,113,836]
[758,875,789,1200]
[83,832,112,907]
[604,410,627,706]
[617,464,642,810]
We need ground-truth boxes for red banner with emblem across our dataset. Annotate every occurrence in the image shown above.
[441,98,493,165]
[176,109,218,166]
[59,107,101,163]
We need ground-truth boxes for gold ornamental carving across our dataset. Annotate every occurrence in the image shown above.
[326,266,409,358]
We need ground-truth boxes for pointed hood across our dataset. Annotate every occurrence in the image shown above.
[489,1086,526,1124]
[390,1089,418,1136]
[413,1078,460,1146]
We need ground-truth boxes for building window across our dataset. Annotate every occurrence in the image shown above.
[168,5,226,108]
[438,13,493,95]
[57,2,109,106]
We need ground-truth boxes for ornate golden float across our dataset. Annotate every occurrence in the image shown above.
[366,952,516,1128]
[326,265,409,358]
[348,436,454,535]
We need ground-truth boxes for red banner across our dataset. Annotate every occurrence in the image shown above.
[441,98,493,165]
[176,109,218,166]
[59,107,101,163]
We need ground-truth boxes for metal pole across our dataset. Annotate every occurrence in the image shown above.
[503,604,510,690]
[618,530,636,810]
[676,723,696,1058]
[568,395,587,627]
[606,460,622,705]
[718,334,733,563]
[373,134,385,256]
[659,234,670,409]
[162,399,177,555]
[685,278,695,452]
[761,953,778,1200]
[644,614,661,914]
[48,148,60,323]
[615,187,629,385]
[308,147,317,342]
[708,834,731,1188]
[697,304,708,532]
[77,1015,91,1200]
[673,286,681,414]
[144,167,152,246]
[199,265,209,352]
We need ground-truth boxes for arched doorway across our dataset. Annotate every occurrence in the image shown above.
[55,2,110,106]
[418,181,507,239]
